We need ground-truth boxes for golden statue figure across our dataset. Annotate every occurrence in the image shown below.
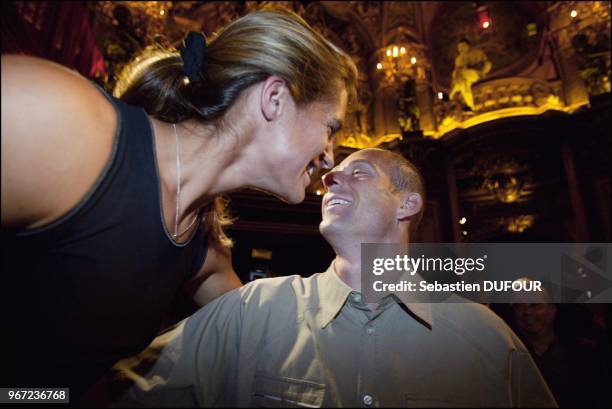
[449,38,492,110]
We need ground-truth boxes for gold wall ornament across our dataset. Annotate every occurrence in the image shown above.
[547,1,610,105]
[484,174,524,203]
[337,130,404,150]
[500,215,536,233]
[548,1,611,46]
[475,157,530,204]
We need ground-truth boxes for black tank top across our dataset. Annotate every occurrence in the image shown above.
[1,87,208,399]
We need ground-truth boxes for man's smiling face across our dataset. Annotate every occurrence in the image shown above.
[319,149,404,245]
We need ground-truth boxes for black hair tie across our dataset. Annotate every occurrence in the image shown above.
[180,31,207,82]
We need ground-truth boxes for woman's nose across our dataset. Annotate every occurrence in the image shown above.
[320,142,334,170]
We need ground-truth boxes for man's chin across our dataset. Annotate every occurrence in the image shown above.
[319,220,343,238]
[319,223,351,251]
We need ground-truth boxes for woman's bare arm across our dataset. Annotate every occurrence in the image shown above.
[1,55,117,229]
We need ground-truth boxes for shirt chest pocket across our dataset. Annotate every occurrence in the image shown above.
[405,394,505,408]
[252,374,325,408]
[405,397,474,408]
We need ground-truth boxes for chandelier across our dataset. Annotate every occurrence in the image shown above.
[376,43,426,86]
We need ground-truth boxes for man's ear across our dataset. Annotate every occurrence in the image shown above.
[397,192,423,220]
[260,75,286,121]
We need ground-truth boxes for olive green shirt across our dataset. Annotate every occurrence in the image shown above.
[113,263,557,408]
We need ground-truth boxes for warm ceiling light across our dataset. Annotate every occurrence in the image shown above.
[376,62,383,70]
[316,190,322,196]
[459,217,467,225]
[438,92,444,100]
[386,49,392,57]
[400,47,406,55]
[482,21,490,29]
[410,57,417,64]
[160,9,165,15]
[392,46,399,57]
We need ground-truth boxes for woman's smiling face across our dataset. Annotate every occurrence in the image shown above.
[259,86,348,204]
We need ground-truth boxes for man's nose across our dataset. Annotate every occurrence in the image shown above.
[322,168,344,189]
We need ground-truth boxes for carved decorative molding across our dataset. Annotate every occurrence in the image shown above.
[499,215,536,233]
[90,2,605,146]
[429,77,584,139]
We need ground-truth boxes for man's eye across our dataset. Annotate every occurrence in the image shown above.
[352,169,363,176]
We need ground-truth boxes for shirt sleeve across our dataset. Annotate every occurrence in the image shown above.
[508,348,558,408]
[109,289,244,407]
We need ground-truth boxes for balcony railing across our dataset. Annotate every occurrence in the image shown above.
[427,77,587,139]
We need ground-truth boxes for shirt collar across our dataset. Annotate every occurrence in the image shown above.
[317,262,433,329]
[317,262,353,329]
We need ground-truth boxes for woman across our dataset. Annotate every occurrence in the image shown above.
[1,8,357,399]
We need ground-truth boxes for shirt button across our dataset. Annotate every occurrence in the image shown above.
[363,394,373,407]
[351,293,362,303]
[366,326,375,335]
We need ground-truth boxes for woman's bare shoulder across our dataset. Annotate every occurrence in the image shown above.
[1,55,118,228]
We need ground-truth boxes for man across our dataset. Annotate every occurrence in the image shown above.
[449,38,492,111]
[110,148,556,407]
[510,280,610,408]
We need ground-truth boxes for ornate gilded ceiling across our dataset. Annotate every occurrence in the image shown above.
[429,2,546,90]
[91,1,610,146]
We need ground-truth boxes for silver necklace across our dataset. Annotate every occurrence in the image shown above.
[172,123,200,239]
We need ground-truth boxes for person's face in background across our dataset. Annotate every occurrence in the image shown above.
[510,279,557,338]
[512,302,557,337]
